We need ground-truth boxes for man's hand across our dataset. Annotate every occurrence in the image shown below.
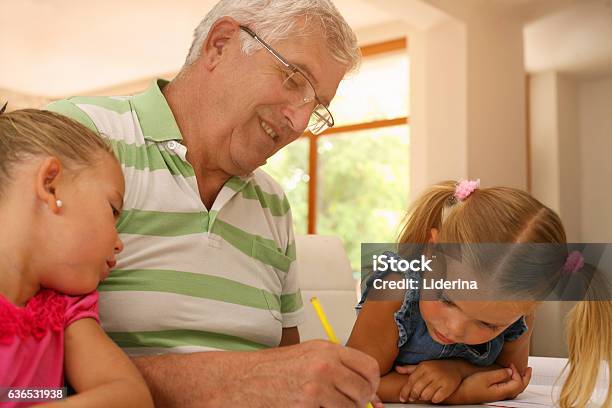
[395,360,463,403]
[445,364,532,404]
[209,340,380,408]
[371,393,385,408]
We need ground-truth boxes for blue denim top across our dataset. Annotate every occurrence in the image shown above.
[356,253,527,367]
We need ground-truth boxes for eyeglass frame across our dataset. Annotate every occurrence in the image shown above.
[239,25,335,133]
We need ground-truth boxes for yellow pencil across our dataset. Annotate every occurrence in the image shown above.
[310,297,374,408]
[310,296,340,343]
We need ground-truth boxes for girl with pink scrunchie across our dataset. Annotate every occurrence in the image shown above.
[348,179,610,406]
[0,109,153,407]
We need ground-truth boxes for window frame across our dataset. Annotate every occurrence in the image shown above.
[303,37,409,233]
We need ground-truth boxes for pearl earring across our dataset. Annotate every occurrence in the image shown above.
[56,199,63,208]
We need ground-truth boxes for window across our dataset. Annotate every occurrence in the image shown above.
[263,38,410,271]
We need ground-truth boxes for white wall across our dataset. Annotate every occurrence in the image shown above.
[408,7,527,195]
[466,17,527,189]
[409,18,468,195]
[530,73,612,242]
[580,76,612,242]
[529,73,561,212]
[0,88,51,111]
[417,0,528,191]
[529,71,581,242]
[557,75,581,241]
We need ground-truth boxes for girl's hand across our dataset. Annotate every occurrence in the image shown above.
[447,363,532,404]
[395,360,463,403]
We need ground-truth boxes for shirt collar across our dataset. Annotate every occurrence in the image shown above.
[131,79,183,142]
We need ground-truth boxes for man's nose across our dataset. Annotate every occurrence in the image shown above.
[281,103,313,134]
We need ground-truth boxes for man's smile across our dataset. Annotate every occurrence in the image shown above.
[260,119,279,141]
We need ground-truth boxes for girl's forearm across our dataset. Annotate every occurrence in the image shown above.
[377,362,494,402]
[377,372,470,406]
[379,372,436,404]
[453,360,503,378]
[377,371,411,402]
[40,379,153,408]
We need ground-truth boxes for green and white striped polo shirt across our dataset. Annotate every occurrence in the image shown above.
[47,79,304,355]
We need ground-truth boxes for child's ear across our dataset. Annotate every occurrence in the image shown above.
[201,17,241,70]
[428,228,439,243]
[35,157,63,214]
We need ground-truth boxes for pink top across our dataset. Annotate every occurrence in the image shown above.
[0,289,99,405]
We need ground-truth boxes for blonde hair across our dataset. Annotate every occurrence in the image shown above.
[398,180,567,299]
[399,181,566,245]
[561,300,612,407]
[0,109,114,197]
[184,0,360,73]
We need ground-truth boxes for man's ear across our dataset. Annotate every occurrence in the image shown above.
[201,17,241,70]
[35,157,63,214]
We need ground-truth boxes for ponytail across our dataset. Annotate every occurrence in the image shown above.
[398,181,456,244]
[560,300,612,408]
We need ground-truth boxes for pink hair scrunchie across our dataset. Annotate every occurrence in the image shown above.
[563,251,584,274]
[454,179,481,201]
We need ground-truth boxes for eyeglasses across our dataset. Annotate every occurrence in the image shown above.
[239,25,334,135]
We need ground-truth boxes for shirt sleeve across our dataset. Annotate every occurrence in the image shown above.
[502,316,528,342]
[356,250,410,311]
[64,291,100,328]
[45,99,100,135]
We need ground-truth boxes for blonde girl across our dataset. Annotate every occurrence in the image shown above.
[0,109,153,407]
[349,179,571,404]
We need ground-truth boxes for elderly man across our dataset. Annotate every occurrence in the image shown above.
[48,0,379,406]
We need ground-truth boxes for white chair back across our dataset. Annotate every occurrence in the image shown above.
[295,235,359,344]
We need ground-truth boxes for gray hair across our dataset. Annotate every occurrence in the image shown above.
[184,0,360,73]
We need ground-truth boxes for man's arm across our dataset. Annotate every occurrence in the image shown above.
[132,340,379,408]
